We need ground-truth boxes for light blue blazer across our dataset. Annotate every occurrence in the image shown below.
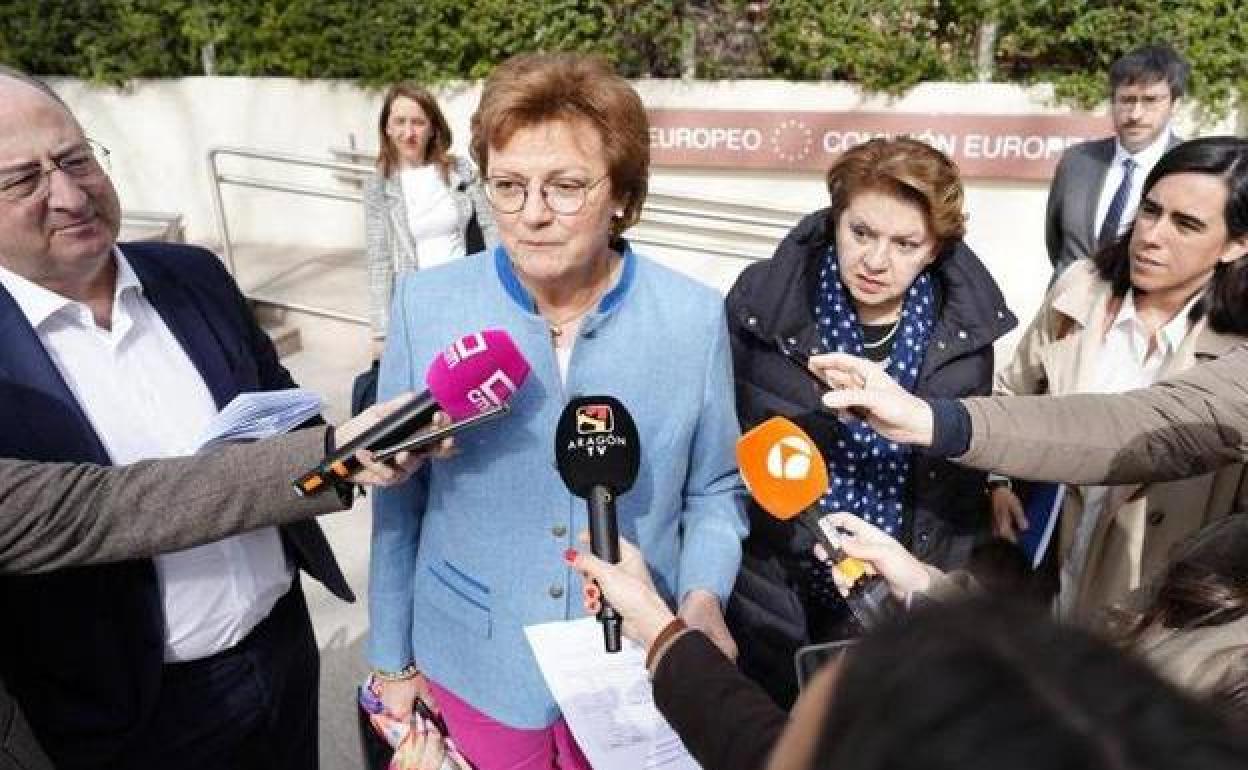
[369,243,748,728]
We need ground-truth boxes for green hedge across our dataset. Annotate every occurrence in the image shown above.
[1,1,1243,113]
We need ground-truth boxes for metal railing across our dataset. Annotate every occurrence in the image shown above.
[207,146,376,323]
[207,144,807,321]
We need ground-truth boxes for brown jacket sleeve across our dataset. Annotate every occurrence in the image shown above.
[0,428,342,575]
[652,630,789,770]
[958,345,1248,485]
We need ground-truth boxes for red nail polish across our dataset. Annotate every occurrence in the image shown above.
[563,548,578,563]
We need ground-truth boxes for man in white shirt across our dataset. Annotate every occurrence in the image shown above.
[0,66,348,769]
[1045,44,1189,278]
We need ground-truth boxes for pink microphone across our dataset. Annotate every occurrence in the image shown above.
[426,329,531,420]
[293,329,531,496]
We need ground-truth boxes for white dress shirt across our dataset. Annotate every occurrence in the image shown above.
[0,248,292,662]
[1093,127,1173,242]
[401,165,464,270]
[1057,288,1198,618]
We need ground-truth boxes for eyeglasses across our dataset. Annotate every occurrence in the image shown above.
[0,139,111,203]
[483,174,608,215]
[1112,94,1171,111]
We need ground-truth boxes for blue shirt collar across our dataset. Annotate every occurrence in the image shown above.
[492,240,637,318]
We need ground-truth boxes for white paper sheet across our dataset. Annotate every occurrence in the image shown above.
[192,388,322,451]
[524,618,702,770]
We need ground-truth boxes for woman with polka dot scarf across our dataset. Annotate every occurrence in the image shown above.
[724,138,1016,708]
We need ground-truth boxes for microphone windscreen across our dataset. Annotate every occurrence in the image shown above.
[425,329,531,420]
[737,416,828,520]
[554,395,641,498]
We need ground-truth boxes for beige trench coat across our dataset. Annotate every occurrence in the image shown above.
[990,260,1248,617]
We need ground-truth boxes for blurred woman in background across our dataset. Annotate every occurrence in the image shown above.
[364,82,497,359]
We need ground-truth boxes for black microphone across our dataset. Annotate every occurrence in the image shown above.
[554,395,641,653]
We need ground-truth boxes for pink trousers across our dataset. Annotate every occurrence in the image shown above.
[428,679,592,770]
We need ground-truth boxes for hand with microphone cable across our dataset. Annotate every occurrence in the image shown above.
[737,416,897,630]
[814,512,935,605]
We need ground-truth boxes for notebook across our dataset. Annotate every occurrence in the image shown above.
[1015,481,1064,569]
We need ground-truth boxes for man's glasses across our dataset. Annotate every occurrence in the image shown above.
[483,174,608,215]
[0,139,111,203]
[1112,94,1170,111]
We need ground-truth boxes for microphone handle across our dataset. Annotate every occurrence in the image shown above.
[798,508,894,629]
[797,507,847,563]
[588,485,623,653]
[293,390,439,496]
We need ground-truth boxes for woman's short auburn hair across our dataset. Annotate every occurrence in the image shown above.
[377,82,453,180]
[471,53,649,236]
[825,137,967,251]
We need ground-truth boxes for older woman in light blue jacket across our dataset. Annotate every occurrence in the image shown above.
[368,53,747,769]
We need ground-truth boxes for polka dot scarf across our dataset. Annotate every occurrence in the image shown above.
[813,245,935,537]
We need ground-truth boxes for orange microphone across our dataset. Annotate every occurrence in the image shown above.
[737,416,894,629]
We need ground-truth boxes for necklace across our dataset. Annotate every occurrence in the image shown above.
[861,318,901,350]
[547,297,599,340]
[543,271,613,342]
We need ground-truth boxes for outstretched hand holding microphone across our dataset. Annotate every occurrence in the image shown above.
[294,329,529,497]
[557,395,736,660]
[555,395,641,653]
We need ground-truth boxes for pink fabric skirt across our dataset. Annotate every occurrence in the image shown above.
[427,678,592,770]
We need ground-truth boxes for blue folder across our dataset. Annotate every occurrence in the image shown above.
[1014,481,1064,569]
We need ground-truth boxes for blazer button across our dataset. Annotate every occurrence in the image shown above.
[552,524,568,537]
[936,340,947,350]
[787,336,798,347]
[1147,510,1167,527]
[957,330,968,340]
[747,316,759,326]
[549,584,565,599]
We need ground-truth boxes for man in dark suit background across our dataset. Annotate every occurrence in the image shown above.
[1045,44,1189,278]
[0,67,346,768]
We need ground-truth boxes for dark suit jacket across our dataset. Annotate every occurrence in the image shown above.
[0,243,352,768]
[0,429,343,770]
[1045,134,1182,275]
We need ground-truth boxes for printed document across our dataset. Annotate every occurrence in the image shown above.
[525,617,701,770]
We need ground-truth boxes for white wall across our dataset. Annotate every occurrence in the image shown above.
[49,76,1241,344]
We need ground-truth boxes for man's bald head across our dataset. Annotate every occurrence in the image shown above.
[0,66,72,113]
[0,66,121,300]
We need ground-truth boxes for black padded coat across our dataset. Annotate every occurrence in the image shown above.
[724,209,1017,707]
